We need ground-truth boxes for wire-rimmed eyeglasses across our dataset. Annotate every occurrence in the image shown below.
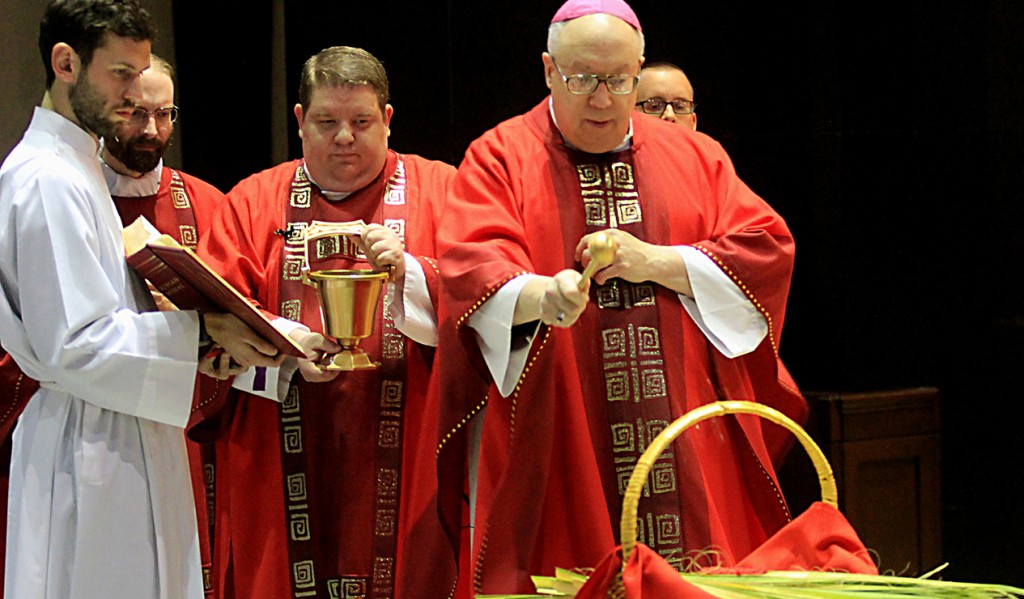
[552,59,639,95]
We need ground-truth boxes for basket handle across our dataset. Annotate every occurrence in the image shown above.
[620,400,838,564]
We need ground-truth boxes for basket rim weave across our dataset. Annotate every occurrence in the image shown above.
[620,400,838,565]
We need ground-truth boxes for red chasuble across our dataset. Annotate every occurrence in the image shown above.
[0,166,227,597]
[197,151,456,599]
[434,100,807,594]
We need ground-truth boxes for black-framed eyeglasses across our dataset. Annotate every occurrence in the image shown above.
[551,58,639,95]
[635,98,696,115]
[127,105,179,125]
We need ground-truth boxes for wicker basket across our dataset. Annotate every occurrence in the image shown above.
[619,400,838,569]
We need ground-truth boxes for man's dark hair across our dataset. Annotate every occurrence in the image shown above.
[38,0,156,89]
[298,46,389,115]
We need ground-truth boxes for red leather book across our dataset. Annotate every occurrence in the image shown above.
[123,217,305,358]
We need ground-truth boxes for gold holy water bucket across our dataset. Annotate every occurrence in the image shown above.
[301,220,389,370]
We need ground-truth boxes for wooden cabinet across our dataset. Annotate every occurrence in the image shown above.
[777,387,942,574]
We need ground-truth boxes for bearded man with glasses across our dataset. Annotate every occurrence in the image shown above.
[433,0,808,593]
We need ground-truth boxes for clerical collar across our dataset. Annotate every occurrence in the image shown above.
[547,96,633,153]
[100,153,163,198]
[302,160,354,201]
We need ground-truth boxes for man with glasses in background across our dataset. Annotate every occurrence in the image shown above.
[635,61,697,129]
[433,0,807,593]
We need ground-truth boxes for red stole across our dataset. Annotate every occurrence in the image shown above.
[275,157,409,599]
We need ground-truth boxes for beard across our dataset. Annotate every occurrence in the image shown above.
[69,75,125,141]
[105,132,168,174]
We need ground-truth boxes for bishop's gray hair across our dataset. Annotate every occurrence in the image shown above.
[546,19,645,59]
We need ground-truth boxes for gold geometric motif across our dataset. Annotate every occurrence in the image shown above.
[616,198,643,224]
[641,369,667,399]
[646,420,670,450]
[584,198,607,227]
[660,547,685,572]
[610,162,635,188]
[328,578,367,599]
[382,333,404,359]
[290,185,311,208]
[610,422,635,453]
[655,513,681,545]
[292,559,315,588]
[377,467,398,498]
[384,218,406,242]
[597,281,622,308]
[282,257,305,281]
[375,508,397,536]
[605,371,629,402]
[373,557,394,588]
[577,164,601,186]
[385,187,405,205]
[380,380,402,409]
[636,327,661,354]
[632,284,656,307]
[171,187,190,209]
[616,464,640,497]
[287,473,307,502]
[289,512,311,541]
[204,463,215,486]
[283,425,303,454]
[602,328,627,357]
[650,462,677,494]
[282,386,300,413]
[378,420,400,448]
[280,299,302,321]
[316,236,341,259]
[178,225,198,249]
[283,221,308,246]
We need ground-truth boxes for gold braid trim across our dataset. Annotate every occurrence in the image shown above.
[509,326,552,439]
[692,244,778,356]
[437,394,487,456]
[0,373,26,423]
[456,271,531,327]
[191,379,223,414]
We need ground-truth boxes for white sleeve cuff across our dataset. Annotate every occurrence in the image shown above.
[230,317,306,401]
[385,253,438,347]
[467,274,541,397]
[675,245,767,357]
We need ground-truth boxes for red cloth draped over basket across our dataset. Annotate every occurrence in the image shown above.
[576,501,877,597]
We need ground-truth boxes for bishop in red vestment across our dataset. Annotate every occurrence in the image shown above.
[196,47,457,599]
[433,2,807,594]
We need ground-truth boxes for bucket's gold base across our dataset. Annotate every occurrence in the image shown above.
[321,349,378,371]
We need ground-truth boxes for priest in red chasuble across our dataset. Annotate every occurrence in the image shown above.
[433,0,808,594]
[197,46,456,599]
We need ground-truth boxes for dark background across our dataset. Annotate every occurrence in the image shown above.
[175,0,1023,585]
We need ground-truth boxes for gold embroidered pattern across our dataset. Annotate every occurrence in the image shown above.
[373,557,395,596]
[378,420,400,448]
[316,236,341,259]
[178,224,198,249]
[596,281,656,310]
[282,257,305,281]
[290,185,311,209]
[382,333,404,360]
[384,218,406,243]
[170,171,190,209]
[329,577,367,599]
[577,162,640,227]
[281,299,302,322]
[293,559,316,593]
[384,159,406,205]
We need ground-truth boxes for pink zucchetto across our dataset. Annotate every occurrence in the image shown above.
[550,0,643,31]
